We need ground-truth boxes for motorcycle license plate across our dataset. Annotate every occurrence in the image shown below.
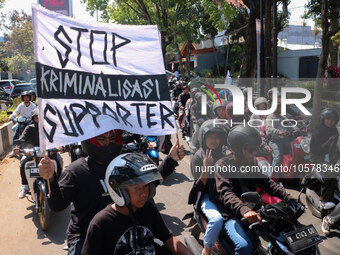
[29,167,40,178]
[284,225,322,253]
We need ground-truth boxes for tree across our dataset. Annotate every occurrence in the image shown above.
[313,26,320,47]
[82,0,236,76]
[304,0,340,129]
[0,11,34,78]
[239,0,258,78]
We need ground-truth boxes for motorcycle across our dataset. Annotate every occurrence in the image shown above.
[241,191,322,255]
[21,146,62,230]
[12,116,30,140]
[301,154,340,219]
[122,136,159,165]
[265,121,313,183]
[183,169,280,255]
[183,206,260,255]
[66,141,86,162]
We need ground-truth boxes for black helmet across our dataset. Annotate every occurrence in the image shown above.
[320,108,339,124]
[198,119,226,149]
[28,90,36,97]
[227,126,262,156]
[81,132,122,165]
[31,108,39,121]
[105,153,163,207]
[21,91,31,101]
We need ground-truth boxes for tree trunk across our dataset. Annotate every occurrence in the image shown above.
[329,19,339,68]
[264,0,272,77]
[160,32,172,69]
[312,0,330,130]
[163,1,185,77]
[212,37,221,77]
[240,7,257,79]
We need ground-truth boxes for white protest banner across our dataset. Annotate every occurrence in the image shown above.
[32,4,176,150]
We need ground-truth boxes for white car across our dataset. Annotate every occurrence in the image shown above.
[0,79,21,95]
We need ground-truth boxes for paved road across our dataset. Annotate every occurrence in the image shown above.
[0,136,339,254]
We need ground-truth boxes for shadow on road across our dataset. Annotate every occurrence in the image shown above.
[160,213,187,237]
[24,204,70,245]
[162,171,191,186]
[156,202,166,211]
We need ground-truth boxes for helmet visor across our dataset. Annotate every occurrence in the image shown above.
[119,170,163,188]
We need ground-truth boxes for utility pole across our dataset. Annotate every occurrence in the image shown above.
[272,0,278,78]
[260,0,265,96]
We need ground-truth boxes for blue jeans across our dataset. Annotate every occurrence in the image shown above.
[269,138,291,168]
[224,219,253,255]
[200,194,223,248]
[67,238,85,255]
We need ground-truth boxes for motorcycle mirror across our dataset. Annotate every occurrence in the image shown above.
[241,192,261,204]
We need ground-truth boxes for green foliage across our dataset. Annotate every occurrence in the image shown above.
[82,0,237,59]
[0,111,8,125]
[0,11,34,77]
[7,97,22,113]
[199,69,213,78]
[303,0,340,24]
[0,97,22,125]
[332,31,340,46]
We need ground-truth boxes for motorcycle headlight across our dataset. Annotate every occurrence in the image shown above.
[74,148,82,156]
[149,142,157,148]
[35,148,44,158]
[300,137,310,154]
[258,160,271,178]
[18,116,26,123]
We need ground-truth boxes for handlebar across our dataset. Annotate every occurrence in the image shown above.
[249,219,268,230]
[240,218,269,230]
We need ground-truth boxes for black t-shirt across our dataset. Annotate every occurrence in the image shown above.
[48,157,112,243]
[81,202,173,255]
[47,155,178,244]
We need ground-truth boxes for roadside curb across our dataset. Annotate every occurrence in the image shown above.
[0,122,14,156]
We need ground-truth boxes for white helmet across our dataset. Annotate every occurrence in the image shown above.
[105,153,162,207]
[254,97,268,108]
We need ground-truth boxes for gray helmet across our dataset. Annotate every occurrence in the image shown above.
[267,88,281,99]
[227,126,262,156]
[321,108,339,124]
[254,97,268,108]
[198,119,226,149]
[213,99,227,113]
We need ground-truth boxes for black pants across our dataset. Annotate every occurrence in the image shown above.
[310,156,337,202]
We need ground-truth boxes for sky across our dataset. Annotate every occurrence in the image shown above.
[0,0,314,36]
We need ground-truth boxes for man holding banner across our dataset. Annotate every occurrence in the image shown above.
[33,3,180,255]
[39,131,184,255]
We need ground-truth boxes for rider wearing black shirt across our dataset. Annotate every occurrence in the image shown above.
[39,131,184,255]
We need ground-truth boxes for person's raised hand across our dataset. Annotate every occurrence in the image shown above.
[203,149,214,167]
[169,139,184,161]
[38,154,55,181]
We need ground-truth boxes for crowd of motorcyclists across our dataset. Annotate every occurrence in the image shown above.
[6,75,340,254]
